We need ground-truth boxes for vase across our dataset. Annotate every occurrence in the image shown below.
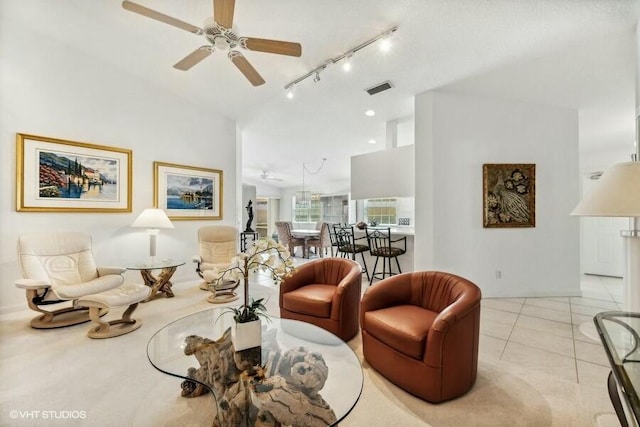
[231,318,262,351]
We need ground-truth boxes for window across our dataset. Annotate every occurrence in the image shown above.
[292,194,349,224]
[365,198,397,225]
[293,195,321,223]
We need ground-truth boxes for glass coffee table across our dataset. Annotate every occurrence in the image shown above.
[147,308,363,427]
[594,311,640,426]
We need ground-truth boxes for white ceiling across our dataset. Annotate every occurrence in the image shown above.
[8,0,640,190]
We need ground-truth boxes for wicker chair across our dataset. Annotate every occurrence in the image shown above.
[275,221,306,257]
[306,222,333,257]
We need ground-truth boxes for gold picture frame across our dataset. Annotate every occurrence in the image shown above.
[154,161,223,220]
[483,163,536,228]
[16,133,132,212]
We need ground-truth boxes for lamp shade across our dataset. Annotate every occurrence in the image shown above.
[571,162,640,217]
[131,208,175,229]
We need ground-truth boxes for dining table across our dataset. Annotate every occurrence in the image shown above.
[290,229,320,258]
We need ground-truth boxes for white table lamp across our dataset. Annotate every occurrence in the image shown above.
[131,208,175,258]
[571,161,640,311]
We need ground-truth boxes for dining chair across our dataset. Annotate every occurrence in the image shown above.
[333,224,370,281]
[306,222,333,257]
[275,221,306,257]
[365,227,407,286]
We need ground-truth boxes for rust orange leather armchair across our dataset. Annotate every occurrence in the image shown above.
[360,271,481,402]
[280,258,362,341]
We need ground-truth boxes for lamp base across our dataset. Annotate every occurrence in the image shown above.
[623,231,640,312]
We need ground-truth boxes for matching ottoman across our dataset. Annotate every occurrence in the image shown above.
[77,283,150,339]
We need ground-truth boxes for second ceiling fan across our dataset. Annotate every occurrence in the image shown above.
[122,0,302,86]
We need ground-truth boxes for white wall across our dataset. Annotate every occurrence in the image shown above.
[0,14,237,312]
[350,145,415,200]
[415,91,580,297]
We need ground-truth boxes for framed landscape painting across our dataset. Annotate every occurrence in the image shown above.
[483,163,536,228]
[16,133,132,212]
[154,161,223,220]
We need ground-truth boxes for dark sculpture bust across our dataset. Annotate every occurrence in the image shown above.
[245,200,254,232]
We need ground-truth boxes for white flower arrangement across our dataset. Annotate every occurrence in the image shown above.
[204,239,296,320]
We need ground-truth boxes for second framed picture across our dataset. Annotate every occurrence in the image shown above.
[483,163,535,228]
[154,161,223,220]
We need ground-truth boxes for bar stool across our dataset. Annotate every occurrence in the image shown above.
[328,223,341,257]
[365,227,406,286]
[333,224,370,281]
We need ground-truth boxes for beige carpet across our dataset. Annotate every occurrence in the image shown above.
[0,277,618,427]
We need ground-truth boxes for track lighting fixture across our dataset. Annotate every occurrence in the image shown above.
[283,26,397,96]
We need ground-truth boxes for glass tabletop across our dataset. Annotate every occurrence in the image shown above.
[594,311,640,424]
[147,308,363,427]
[125,259,185,270]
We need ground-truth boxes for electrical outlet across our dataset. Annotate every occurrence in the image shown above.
[495,270,502,279]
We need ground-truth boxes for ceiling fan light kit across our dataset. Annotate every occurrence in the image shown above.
[284,26,398,98]
[122,0,302,86]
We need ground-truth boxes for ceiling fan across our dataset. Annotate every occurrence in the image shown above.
[122,0,302,86]
[260,170,283,182]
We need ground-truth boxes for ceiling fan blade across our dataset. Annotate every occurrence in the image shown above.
[122,1,202,34]
[174,47,212,71]
[243,37,302,57]
[229,52,265,86]
[261,171,283,181]
[214,0,235,29]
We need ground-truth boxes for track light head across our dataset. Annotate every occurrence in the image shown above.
[379,37,391,52]
[342,55,353,72]
[282,27,398,95]
[286,85,295,99]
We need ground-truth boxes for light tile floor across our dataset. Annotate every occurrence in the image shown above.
[479,274,623,387]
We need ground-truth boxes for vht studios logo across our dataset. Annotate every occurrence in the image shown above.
[9,410,87,420]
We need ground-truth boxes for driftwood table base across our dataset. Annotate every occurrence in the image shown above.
[139,266,178,301]
[181,328,337,427]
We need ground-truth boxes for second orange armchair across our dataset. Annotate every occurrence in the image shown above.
[279,258,362,341]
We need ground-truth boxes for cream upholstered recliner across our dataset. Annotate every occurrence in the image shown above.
[15,232,127,329]
[193,226,239,300]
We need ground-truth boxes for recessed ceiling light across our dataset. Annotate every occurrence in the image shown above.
[365,110,375,117]
[368,139,376,144]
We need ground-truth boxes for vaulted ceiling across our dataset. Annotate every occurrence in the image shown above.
[8,1,639,190]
